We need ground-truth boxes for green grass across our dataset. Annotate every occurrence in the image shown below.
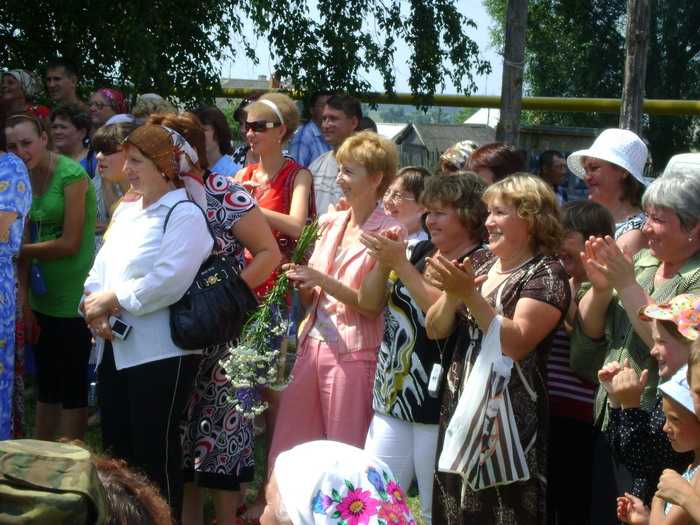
[22,376,426,524]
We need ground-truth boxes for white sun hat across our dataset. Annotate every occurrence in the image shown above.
[567,128,649,186]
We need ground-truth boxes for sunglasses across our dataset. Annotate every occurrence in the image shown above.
[245,120,282,133]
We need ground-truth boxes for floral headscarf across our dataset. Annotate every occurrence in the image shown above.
[275,441,416,525]
[97,88,129,115]
[3,69,43,100]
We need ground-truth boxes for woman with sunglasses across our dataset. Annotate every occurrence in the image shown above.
[233,92,314,521]
[234,92,314,296]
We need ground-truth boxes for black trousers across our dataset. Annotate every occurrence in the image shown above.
[98,341,199,522]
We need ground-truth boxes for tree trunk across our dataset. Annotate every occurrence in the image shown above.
[496,0,529,146]
[619,0,651,134]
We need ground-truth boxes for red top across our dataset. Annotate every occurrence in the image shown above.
[240,159,305,298]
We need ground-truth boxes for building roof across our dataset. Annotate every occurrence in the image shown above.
[396,123,496,152]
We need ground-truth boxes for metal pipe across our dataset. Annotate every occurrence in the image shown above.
[220,88,700,116]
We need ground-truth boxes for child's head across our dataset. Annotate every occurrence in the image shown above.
[559,199,615,280]
[688,342,700,415]
[638,294,700,379]
[660,365,700,453]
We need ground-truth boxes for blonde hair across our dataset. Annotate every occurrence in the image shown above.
[246,93,300,141]
[483,173,564,255]
[336,130,398,198]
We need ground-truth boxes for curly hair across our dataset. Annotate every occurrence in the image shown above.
[49,101,91,134]
[419,171,489,243]
[483,173,564,255]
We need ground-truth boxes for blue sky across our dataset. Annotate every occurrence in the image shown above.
[220,0,503,96]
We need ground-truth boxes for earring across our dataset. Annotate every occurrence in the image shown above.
[689,235,694,242]
[161,172,168,180]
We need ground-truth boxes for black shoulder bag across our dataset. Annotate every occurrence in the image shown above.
[164,200,258,350]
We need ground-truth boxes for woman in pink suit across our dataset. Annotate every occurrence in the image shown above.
[269,131,407,469]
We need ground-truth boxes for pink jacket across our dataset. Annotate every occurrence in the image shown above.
[298,205,406,355]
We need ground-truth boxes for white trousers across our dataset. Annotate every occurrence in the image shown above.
[364,412,439,524]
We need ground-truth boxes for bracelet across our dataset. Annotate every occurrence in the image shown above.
[328,279,342,297]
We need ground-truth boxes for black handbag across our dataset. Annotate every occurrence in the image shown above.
[164,201,259,350]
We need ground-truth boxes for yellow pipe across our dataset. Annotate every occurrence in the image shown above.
[220,88,700,116]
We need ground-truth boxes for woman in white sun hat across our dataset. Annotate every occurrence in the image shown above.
[568,128,650,256]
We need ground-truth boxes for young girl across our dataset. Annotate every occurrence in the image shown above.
[642,341,700,524]
[617,361,700,524]
[600,294,698,505]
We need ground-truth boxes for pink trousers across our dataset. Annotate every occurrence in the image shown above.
[268,337,377,473]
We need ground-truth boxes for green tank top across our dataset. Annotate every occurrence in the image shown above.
[29,155,97,317]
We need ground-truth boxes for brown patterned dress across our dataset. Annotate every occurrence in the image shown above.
[432,250,570,525]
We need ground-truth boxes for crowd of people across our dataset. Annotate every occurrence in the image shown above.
[2,57,700,525]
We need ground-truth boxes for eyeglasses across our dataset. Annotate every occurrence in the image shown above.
[245,120,282,133]
[384,191,416,203]
[87,101,109,110]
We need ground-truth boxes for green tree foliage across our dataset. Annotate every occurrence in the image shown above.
[484,0,700,170]
[0,0,490,108]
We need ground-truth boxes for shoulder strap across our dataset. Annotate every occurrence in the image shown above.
[163,199,217,248]
[86,149,95,179]
[282,161,317,220]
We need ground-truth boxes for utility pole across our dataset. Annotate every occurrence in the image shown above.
[496,0,528,145]
[619,0,651,134]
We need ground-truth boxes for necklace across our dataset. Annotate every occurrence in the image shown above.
[494,255,536,275]
[30,152,55,197]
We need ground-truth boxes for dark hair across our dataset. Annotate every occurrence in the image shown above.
[561,199,615,240]
[49,102,91,134]
[92,121,140,154]
[191,105,234,156]
[63,440,172,525]
[538,150,564,173]
[397,165,433,199]
[657,319,690,344]
[620,173,646,207]
[46,57,79,79]
[356,116,378,133]
[4,111,45,135]
[466,142,526,183]
[233,93,262,123]
[310,90,334,107]
[325,95,362,121]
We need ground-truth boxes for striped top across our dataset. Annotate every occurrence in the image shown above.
[547,327,596,422]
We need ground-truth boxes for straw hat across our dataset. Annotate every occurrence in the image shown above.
[567,128,649,186]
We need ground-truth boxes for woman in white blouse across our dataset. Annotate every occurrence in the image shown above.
[81,124,212,521]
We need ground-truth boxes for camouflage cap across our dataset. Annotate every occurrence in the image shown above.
[0,439,108,524]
